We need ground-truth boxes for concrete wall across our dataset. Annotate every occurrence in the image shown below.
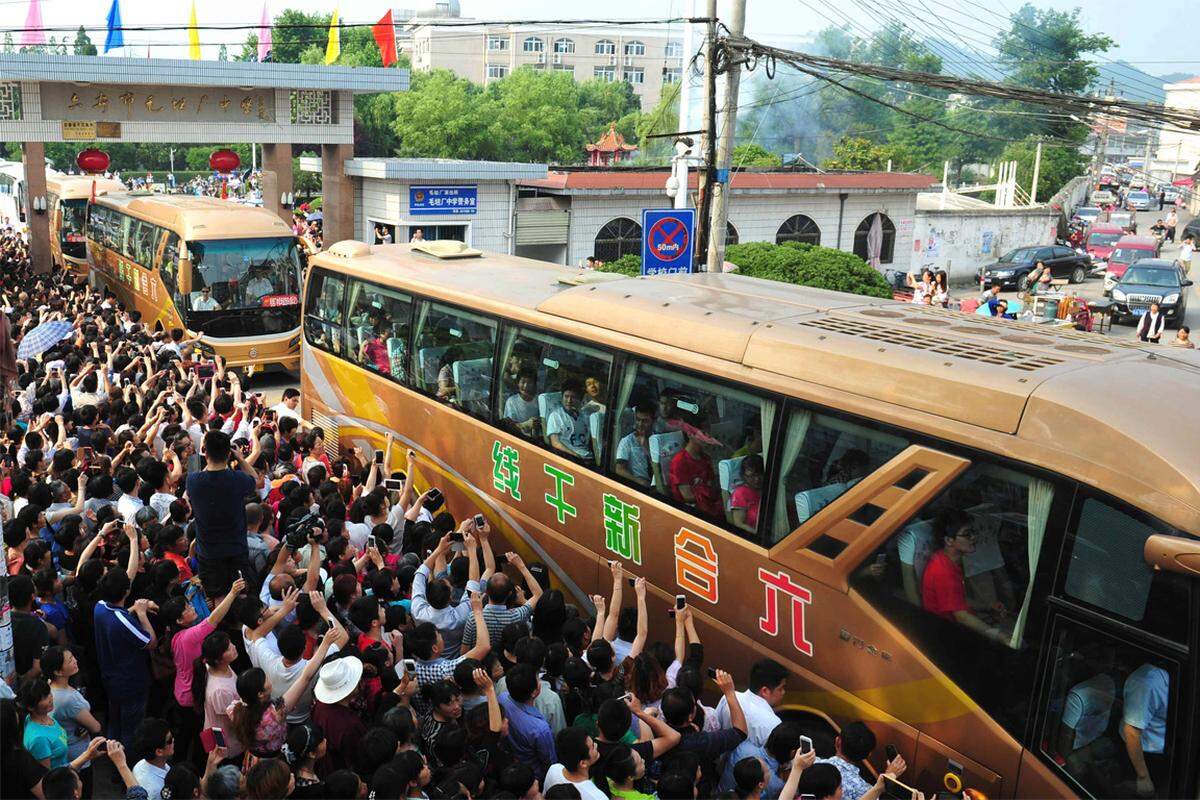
[912,209,1058,283]
[562,190,919,270]
[354,177,515,252]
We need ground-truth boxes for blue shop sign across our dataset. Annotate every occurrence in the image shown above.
[409,185,478,216]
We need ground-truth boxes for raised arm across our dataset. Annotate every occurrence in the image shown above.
[206,577,247,629]
[124,524,140,582]
[478,521,496,579]
[628,696,681,758]
[247,586,299,641]
[591,594,607,647]
[629,577,648,658]
[463,591,492,662]
[474,667,502,734]
[282,626,346,714]
[506,551,542,605]
[604,560,623,642]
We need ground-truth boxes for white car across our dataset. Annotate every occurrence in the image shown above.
[1090,190,1115,205]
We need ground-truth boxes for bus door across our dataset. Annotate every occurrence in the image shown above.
[1019,493,1197,799]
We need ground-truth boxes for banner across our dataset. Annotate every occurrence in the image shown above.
[325,8,341,65]
[104,0,123,53]
[187,1,201,60]
[257,3,273,63]
[372,10,397,67]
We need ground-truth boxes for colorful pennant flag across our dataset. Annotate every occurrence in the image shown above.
[103,0,123,53]
[20,0,46,47]
[188,0,201,60]
[257,2,273,63]
[372,10,397,67]
[324,7,340,65]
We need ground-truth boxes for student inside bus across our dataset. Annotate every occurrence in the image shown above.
[547,379,593,462]
[503,369,541,439]
[920,509,1009,644]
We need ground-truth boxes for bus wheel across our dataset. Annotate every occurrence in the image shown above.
[778,709,839,759]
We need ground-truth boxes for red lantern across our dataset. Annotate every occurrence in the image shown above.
[76,148,110,174]
[208,148,241,173]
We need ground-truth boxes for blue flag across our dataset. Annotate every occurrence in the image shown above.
[104,0,123,53]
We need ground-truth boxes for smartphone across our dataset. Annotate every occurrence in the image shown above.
[374,449,385,465]
[885,744,899,761]
[675,594,686,610]
[403,658,416,674]
[426,488,445,511]
[627,577,636,587]
[81,446,94,461]
[212,727,225,748]
[384,478,405,491]
[449,532,464,543]
[800,795,817,800]
[367,535,377,551]
[473,513,486,528]
[706,666,718,679]
[882,777,914,800]
[799,735,813,755]
[619,692,633,703]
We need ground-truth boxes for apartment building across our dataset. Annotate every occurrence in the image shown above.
[407,20,686,111]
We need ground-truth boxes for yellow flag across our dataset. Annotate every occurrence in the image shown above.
[324,7,340,65]
[187,1,201,60]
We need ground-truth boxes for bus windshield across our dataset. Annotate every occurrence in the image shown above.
[184,236,302,337]
[60,199,88,243]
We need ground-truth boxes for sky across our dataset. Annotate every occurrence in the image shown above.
[2,0,1196,78]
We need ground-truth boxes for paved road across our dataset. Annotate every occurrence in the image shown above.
[992,206,1196,341]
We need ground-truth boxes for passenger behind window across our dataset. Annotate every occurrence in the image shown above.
[795,449,870,524]
[1122,662,1169,797]
[733,428,762,459]
[436,346,462,403]
[1052,648,1118,786]
[584,375,606,414]
[504,369,542,439]
[668,418,723,519]
[728,454,764,536]
[655,390,684,432]
[920,509,1008,644]
[547,379,593,461]
[614,402,656,488]
[360,321,391,375]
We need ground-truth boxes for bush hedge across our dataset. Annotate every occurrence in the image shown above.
[597,253,641,277]
[724,241,892,298]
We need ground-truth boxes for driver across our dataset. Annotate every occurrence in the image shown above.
[192,285,221,311]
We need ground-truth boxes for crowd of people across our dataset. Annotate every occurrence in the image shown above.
[0,235,915,800]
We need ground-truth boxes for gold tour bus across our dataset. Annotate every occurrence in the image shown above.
[47,173,125,282]
[300,239,1199,800]
[86,192,304,373]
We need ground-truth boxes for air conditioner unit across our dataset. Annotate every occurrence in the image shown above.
[553,53,562,64]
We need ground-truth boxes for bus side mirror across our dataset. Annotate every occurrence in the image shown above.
[1144,534,1200,579]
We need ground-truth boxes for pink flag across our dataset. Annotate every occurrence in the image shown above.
[258,2,273,62]
[20,0,46,47]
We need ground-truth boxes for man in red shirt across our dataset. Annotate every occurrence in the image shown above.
[921,509,1007,644]
[669,424,723,519]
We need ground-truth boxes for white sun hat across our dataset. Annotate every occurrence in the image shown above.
[313,656,363,704]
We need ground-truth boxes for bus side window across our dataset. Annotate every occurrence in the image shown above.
[345,279,413,384]
[162,233,181,299]
[303,269,347,357]
[413,301,497,419]
[609,359,774,538]
[1061,497,1194,644]
[851,462,1060,739]
[770,406,909,544]
[1037,622,1178,799]
[497,326,613,466]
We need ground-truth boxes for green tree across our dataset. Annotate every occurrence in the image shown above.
[822,136,899,170]
[3,33,13,53]
[271,9,328,65]
[633,81,680,162]
[483,68,590,163]
[217,44,229,62]
[732,143,782,167]
[72,26,97,56]
[389,70,492,159]
[237,34,258,62]
[998,137,1085,202]
[725,241,891,297]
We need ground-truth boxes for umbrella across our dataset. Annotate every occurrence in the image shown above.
[17,320,73,360]
[307,211,323,222]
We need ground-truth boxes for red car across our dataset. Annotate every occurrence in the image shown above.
[1085,222,1125,264]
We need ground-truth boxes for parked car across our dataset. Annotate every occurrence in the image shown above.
[1072,206,1103,225]
[1090,189,1116,206]
[977,244,1092,289]
[1085,222,1125,267]
[1183,217,1200,243]
[1110,258,1192,326]
[1126,190,1155,211]
[1103,235,1162,294]
[1162,186,1181,205]
[1105,210,1137,234]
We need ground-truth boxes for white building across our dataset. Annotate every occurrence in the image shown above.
[404,16,684,111]
[1150,76,1200,184]
[513,169,936,271]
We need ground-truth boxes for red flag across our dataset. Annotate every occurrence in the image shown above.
[372,10,396,67]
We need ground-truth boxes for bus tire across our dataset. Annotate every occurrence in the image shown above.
[778,708,839,759]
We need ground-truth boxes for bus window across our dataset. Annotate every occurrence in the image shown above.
[303,269,347,356]
[187,237,302,311]
[498,327,612,465]
[119,213,135,259]
[610,360,774,535]
[162,233,181,299]
[346,279,413,384]
[413,301,497,418]
[770,408,909,544]
[1062,497,1195,644]
[1037,621,1178,799]
[851,462,1059,737]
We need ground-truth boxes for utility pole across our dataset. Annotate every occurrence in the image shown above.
[694,0,718,271]
[705,0,746,272]
[1030,139,1042,205]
